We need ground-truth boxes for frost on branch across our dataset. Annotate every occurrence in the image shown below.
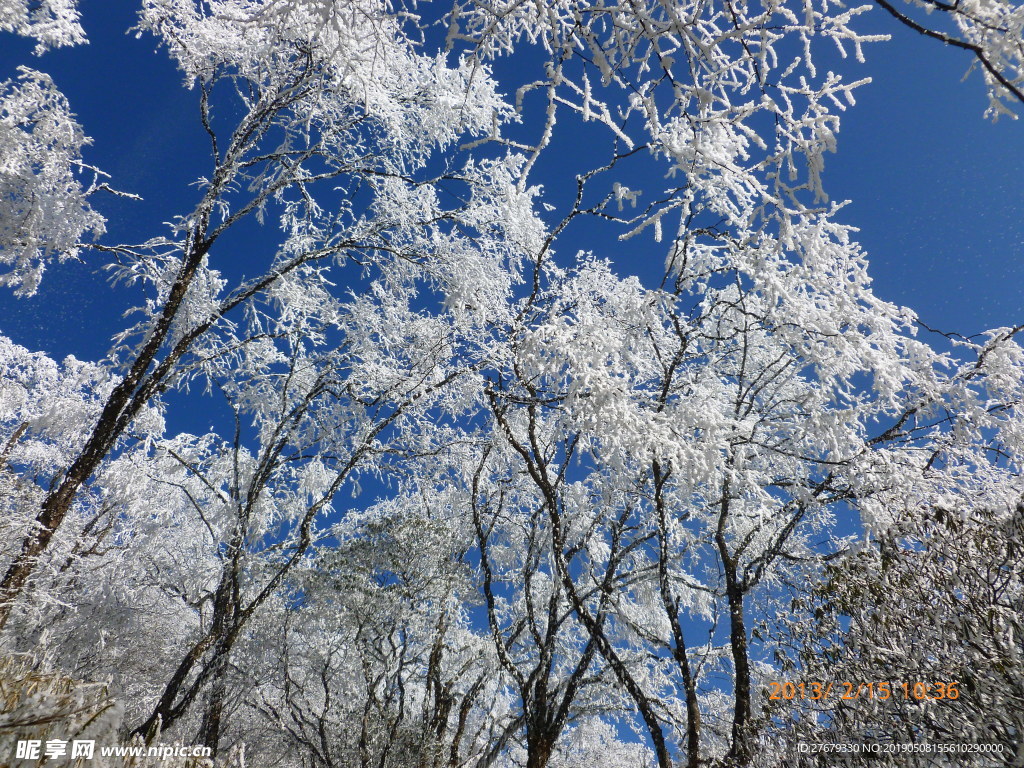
[0,334,116,482]
[449,0,883,239]
[137,0,510,159]
[0,334,122,612]
[0,655,122,766]
[0,68,106,296]
[0,0,86,52]
[947,0,1024,118]
[879,0,1024,119]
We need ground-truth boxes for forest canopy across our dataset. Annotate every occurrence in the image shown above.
[0,1,1022,766]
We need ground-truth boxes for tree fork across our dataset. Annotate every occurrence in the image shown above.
[717,522,752,766]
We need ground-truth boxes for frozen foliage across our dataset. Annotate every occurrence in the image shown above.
[0,654,246,767]
[0,68,105,296]
[0,0,85,52]
[0,655,123,767]
[0,335,119,595]
[0,335,116,469]
[136,0,508,159]
[876,0,1024,118]
[1,1,1023,767]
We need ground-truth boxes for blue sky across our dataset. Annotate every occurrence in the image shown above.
[1,0,1022,367]
[827,10,1024,336]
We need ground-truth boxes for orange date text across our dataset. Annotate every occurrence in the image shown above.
[766,681,960,701]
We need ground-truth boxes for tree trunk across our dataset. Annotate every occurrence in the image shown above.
[525,731,555,768]
[199,655,229,759]
[0,233,212,630]
[720,548,752,766]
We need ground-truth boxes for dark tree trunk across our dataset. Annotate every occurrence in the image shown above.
[718,535,752,766]
[199,655,229,758]
[0,233,212,630]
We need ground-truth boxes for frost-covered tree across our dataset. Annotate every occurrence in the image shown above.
[467,241,1024,766]
[0,0,85,52]
[243,489,514,768]
[0,0,514,627]
[0,66,105,297]
[2,0,1024,766]
[774,500,1024,766]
